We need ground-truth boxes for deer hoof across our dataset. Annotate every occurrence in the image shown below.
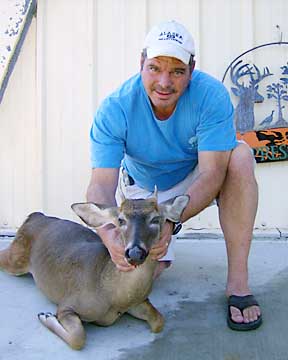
[150,313,164,333]
[38,312,57,323]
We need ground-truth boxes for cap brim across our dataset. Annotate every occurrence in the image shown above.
[146,44,191,65]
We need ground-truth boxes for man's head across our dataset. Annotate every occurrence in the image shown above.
[141,20,196,119]
[143,20,195,65]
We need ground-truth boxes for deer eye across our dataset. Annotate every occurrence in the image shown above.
[118,217,126,226]
[150,216,161,225]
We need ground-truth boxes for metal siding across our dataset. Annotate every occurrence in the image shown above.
[95,0,147,105]
[0,18,40,228]
[0,0,287,229]
[199,0,254,78]
[254,0,288,44]
[37,0,93,220]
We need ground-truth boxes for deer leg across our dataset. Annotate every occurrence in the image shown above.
[38,306,86,350]
[127,298,164,333]
[0,232,31,275]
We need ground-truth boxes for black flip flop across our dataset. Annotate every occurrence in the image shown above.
[227,294,262,331]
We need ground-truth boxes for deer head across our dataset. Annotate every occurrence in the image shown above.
[71,194,189,266]
[230,60,273,103]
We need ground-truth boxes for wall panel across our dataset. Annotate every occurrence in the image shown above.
[37,0,94,220]
[0,0,287,230]
[199,0,254,79]
[94,0,147,105]
[0,18,40,229]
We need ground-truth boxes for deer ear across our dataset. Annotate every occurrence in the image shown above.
[160,195,190,222]
[71,202,119,228]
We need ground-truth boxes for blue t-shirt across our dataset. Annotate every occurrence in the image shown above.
[90,70,237,191]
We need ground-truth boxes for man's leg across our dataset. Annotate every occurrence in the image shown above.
[218,143,261,325]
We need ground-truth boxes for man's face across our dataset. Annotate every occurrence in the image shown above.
[141,56,193,119]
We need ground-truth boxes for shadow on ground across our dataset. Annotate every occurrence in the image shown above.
[118,268,288,360]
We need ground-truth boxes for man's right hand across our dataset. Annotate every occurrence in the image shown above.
[97,225,135,272]
[86,168,135,271]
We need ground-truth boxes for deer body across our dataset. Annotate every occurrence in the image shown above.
[0,195,188,349]
[28,213,155,324]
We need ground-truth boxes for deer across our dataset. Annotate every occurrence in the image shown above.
[230,60,273,133]
[0,191,189,350]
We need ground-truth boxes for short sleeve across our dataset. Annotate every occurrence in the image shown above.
[196,85,237,152]
[90,98,126,168]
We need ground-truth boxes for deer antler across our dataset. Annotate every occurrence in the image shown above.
[249,64,273,85]
[153,185,158,202]
[230,60,254,87]
[230,61,273,88]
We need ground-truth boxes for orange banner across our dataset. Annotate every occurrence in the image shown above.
[237,127,288,162]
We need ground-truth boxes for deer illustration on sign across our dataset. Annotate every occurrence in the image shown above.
[230,60,273,133]
[223,42,288,163]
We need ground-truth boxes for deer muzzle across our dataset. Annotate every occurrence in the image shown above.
[125,245,148,266]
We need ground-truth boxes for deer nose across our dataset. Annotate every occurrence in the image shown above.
[125,246,148,266]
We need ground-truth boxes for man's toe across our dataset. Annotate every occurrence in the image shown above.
[243,305,261,323]
[230,306,244,323]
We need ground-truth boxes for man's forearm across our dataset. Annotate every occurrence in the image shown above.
[86,183,117,206]
[181,169,227,223]
[86,168,119,206]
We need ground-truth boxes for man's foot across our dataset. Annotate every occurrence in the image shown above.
[227,294,262,331]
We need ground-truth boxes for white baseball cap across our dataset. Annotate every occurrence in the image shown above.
[143,20,195,65]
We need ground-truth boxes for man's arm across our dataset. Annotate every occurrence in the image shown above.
[181,150,231,222]
[86,168,134,271]
[86,168,119,205]
[150,150,231,260]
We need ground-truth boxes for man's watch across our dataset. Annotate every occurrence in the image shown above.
[171,221,182,235]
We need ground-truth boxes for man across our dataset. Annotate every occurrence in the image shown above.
[86,20,262,331]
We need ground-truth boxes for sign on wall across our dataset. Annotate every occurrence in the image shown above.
[223,42,288,163]
[0,0,36,104]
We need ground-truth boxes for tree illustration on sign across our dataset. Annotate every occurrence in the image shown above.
[266,63,288,127]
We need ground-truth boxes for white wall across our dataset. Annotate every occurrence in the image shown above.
[0,18,41,228]
[0,0,287,230]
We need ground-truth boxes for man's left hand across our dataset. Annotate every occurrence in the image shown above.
[150,221,174,260]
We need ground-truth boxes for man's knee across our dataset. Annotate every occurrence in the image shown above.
[228,143,255,177]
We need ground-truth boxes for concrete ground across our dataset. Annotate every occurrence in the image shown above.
[1,235,288,360]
